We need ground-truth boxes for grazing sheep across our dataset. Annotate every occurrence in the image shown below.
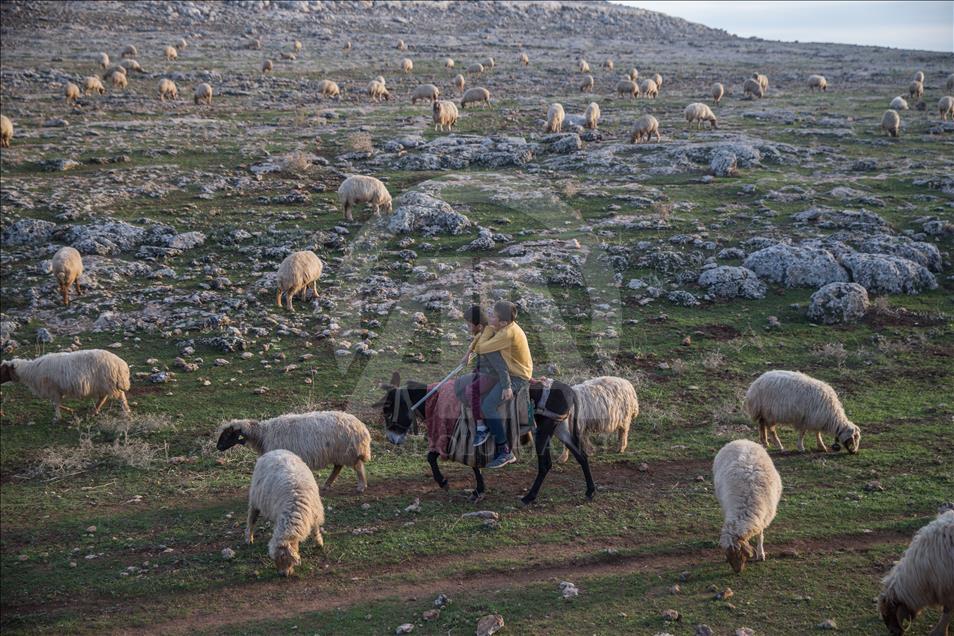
[64,82,80,103]
[467,62,484,76]
[121,44,137,58]
[519,52,529,65]
[445,57,455,69]
[603,59,614,70]
[909,80,924,100]
[460,87,491,108]
[411,83,440,104]
[158,78,178,101]
[616,79,639,99]
[432,100,459,132]
[744,370,862,454]
[103,64,126,80]
[545,103,565,133]
[939,96,954,120]
[275,251,323,311]
[52,246,83,306]
[743,77,764,99]
[176,38,187,50]
[123,59,143,73]
[639,78,658,99]
[628,67,638,81]
[484,56,495,69]
[293,39,302,52]
[878,510,954,636]
[84,76,105,96]
[948,73,954,92]
[559,376,638,461]
[396,38,407,50]
[280,52,297,61]
[0,349,131,421]
[367,80,390,102]
[454,73,466,94]
[401,57,413,74]
[890,96,909,110]
[578,59,590,73]
[882,109,902,138]
[216,411,372,492]
[584,101,601,129]
[579,74,594,92]
[652,72,663,89]
[247,37,262,51]
[374,75,386,86]
[685,102,718,129]
[913,70,925,84]
[317,79,341,99]
[98,52,110,69]
[246,449,325,577]
[0,114,12,148]
[262,59,273,73]
[337,175,392,222]
[630,114,660,143]
[164,45,177,61]
[194,82,213,105]
[110,71,128,90]
[713,439,783,573]
[343,40,352,52]
[753,72,768,92]
[808,74,828,91]
[711,81,724,104]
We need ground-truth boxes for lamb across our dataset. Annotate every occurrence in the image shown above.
[616,79,638,99]
[584,101,601,129]
[684,102,718,129]
[158,78,178,101]
[460,87,491,108]
[753,72,768,92]
[882,109,902,138]
[639,78,658,99]
[98,52,110,69]
[401,57,413,74]
[890,96,909,110]
[484,56,495,70]
[85,76,105,96]
[948,73,954,92]
[808,74,828,91]
[713,439,783,573]
[652,72,663,89]
[578,59,590,73]
[246,449,325,577]
[65,82,80,103]
[0,115,12,148]
[411,83,440,104]
[878,510,954,636]
[711,82,724,104]
[121,44,138,58]
[558,376,638,461]
[1,349,131,421]
[396,39,407,51]
[743,77,763,99]
[275,250,323,311]
[367,80,390,102]
[337,175,393,222]
[913,70,925,83]
[628,68,638,81]
[176,38,187,50]
[909,80,924,100]
[432,100,459,132]
[545,102,565,133]
[519,52,529,65]
[194,82,213,106]
[164,45,178,61]
[579,74,594,92]
[939,96,954,120]
[630,114,660,143]
[467,63,484,76]
[444,58,455,69]
[744,370,862,454]
[262,59,273,73]
[51,246,83,305]
[454,73,466,94]
[216,410,372,492]
[317,79,341,99]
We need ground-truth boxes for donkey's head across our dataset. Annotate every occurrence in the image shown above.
[374,371,422,445]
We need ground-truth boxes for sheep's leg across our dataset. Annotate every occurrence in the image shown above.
[245,507,259,544]
[118,391,131,415]
[797,430,806,452]
[426,451,449,490]
[74,279,82,296]
[815,431,829,452]
[758,422,768,447]
[60,283,70,306]
[469,467,485,503]
[771,426,784,451]
[276,288,283,308]
[323,465,343,490]
[286,287,295,312]
[311,280,319,301]
[52,397,63,421]
[92,395,109,415]
[313,524,324,548]
[928,607,950,636]
[617,425,628,454]
[352,460,367,493]
[344,202,353,222]
[756,531,766,561]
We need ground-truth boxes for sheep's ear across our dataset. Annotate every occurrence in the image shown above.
[390,371,400,387]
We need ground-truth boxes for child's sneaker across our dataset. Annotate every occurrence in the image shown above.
[486,448,516,469]
[473,426,490,447]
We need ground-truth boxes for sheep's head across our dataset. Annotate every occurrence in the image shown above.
[831,425,861,454]
[216,420,255,451]
[272,542,301,576]
[878,592,917,635]
[0,361,18,384]
[709,116,718,129]
[725,541,755,573]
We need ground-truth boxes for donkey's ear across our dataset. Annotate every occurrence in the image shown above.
[390,371,401,387]
[378,382,395,391]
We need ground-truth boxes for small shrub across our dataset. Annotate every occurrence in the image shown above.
[348,132,373,153]
[815,342,848,368]
[701,351,725,371]
[280,150,312,176]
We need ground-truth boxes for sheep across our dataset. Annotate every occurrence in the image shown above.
[445,58,455,69]
[948,73,954,92]
[247,37,262,51]
[275,250,323,311]
[913,70,925,84]
[280,52,297,61]
[467,62,484,76]
[0,115,12,148]
[374,75,386,86]
[684,102,718,129]
[558,376,638,462]
[367,80,390,102]
[337,175,392,222]
[652,72,663,89]
[579,74,594,93]
[711,81,724,104]
[808,74,827,92]
[578,59,590,73]
[584,101,600,129]
[262,59,273,73]
[454,73,466,94]
[616,79,638,99]
[628,67,638,81]
[878,510,954,636]
[123,59,144,73]
[1,349,131,421]
[603,58,614,70]
[744,370,862,454]
[158,78,178,101]
[882,109,902,138]
[164,45,178,61]
[110,70,128,90]
[98,52,110,69]
[639,78,658,99]
[890,96,909,110]
[411,83,440,104]
[246,449,325,577]
[713,439,783,573]
[939,96,954,120]
[176,38,187,51]
[910,80,924,100]
[194,82,213,106]
[65,82,80,103]
[121,44,137,58]
[401,57,413,74]
[519,52,529,65]
[85,76,105,96]
[216,410,372,492]
[545,103,565,133]
[103,64,126,80]
[460,87,491,108]
[432,100,459,132]
[293,39,302,52]
[317,79,341,99]
[484,56,495,70]
[343,40,352,52]
[743,77,763,99]
[396,38,407,50]
[51,246,83,305]
[753,72,768,92]
[629,114,660,143]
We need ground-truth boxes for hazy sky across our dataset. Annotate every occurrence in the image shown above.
[610,1,954,52]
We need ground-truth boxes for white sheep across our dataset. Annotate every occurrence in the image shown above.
[584,101,600,129]
[158,78,178,101]
[374,75,386,86]
[262,59,273,73]
[85,76,105,96]
[367,80,390,102]
[247,37,262,51]
[317,79,341,99]
[275,250,323,312]
[909,80,924,100]
[411,83,440,104]
[460,87,491,108]
[652,72,663,89]
[639,78,658,99]
[939,96,954,121]
[559,376,638,462]
[484,56,495,70]
[882,109,902,138]
[444,58,455,69]
[110,70,128,90]
[401,57,413,74]
[164,45,178,61]
[878,510,954,636]
[808,74,827,92]
[432,100,459,132]
[98,52,110,69]
[545,102,565,133]
[343,40,352,52]
[176,38,187,50]
[948,73,954,92]
[0,114,12,148]
[281,52,296,61]
[685,102,718,129]
[519,52,529,65]
[454,73,466,94]
[603,58,614,70]
[578,59,590,73]
[123,59,144,73]
[753,72,768,92]
[913,71,925,84]
[706,83,723,106]
[396,38,407,51]
[293,40,302,52]
[65,82,80,103]
[121,44,138,58]
[216,410,372,492]
[467,62,484,76]
[628,68,638,81]
[713,439,783,573]
[194,82,213,105]
[246,449,325,577]
[743,78,763,98]
[616,79,638,99]
[1,349,131,421]
[579,74,594,93]
[337,175,392,221]
[630,114,660,143]
[890,96,909,111]
[52,246,83,305]
[744,370,861,453]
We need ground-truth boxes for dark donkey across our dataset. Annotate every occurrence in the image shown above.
[377,372,596,504]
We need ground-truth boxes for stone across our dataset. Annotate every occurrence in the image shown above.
[422,609,439,621]
[840,253,936,295]
[220,547,235,560]
[559,581,579,599]
[35,328,54,344]
[547,133,583,154]
[433,593,449,608]
[695,626,714,636]
[710,150,738,176]
[807,282,869,324]
[698,266,766,299]
[857,234,942,272]
[1,218,56,246]
[818,618,837,630]
[662,609,681,621]
[476,614,505,636]
[395,624,414,634]
[388,192,472,236]
[667,290,699,307]
[743,244,848,288]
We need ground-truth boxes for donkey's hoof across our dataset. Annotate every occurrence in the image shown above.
[585,488,596,501]
[469,490,485,504]
[519,495,536,506]
[439,480,450,491]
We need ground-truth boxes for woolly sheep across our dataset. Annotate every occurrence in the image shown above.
[890,96,909,110]
[343,40,352,52]
[367,80,390,102]
[164,45,178,61]
[743,77,763,99]
[84,76,105,96]
[454,73,466,94]
[396,38,407,50]
[246,449,325,576]
[248,37,262,51]
[262,59,273,73]
[432,100,459,132]
[753,72,768,92]
[584,101,600,129]
[628,67,638,81]
[713,439,783,573]
[194,82,213,105]
[909,80,924,100]
[317,79,341,99]
[0,115,12,148]
[711,81,724,104]
[65,82,80,103]
[375,75,386,86]
[948,73,954,92]
[578,59,590,73]
[52,246,83,305]
[411,83,440,104]
[639,78,658,99]
[744,370,861,454]
[484,56,495,69]
[685,102,718,129]
[275,250,323,311]
[603,58,614,70]
[878,510,954,636]
[559,376,638,461]
[579,74,594,92]
[337,175,392,222]
[401,57,413,73]
[652,72,663,89]
[939,96,954,120]
[545,102,565,133]
[630,114,660,143]
[519,52,529,65]
[616,79,638,99]
[467,62,484,76]
[176,38,187,50]
[216,410,372,492]
[280,52,297,61]
[293,39,302,52]
[445,57,455,69]
[121,44,137,58]
[808,74,827,92]
[1,349,131,421]
[913,70,925,84]
[103,64,126,80]
[460,87,491,108]
[882,109,902,138]
[110,71,128,90]
[98,51,110,69]
[158,78,178,101]
[124,59,144,73]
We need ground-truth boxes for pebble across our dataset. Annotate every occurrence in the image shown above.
[221,547,236,560]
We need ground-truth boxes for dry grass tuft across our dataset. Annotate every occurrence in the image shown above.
[348,132,373,153]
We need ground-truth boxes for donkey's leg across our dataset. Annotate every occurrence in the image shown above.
[521,421,554,505]
[426,451,449,490]
[554,420,597,500]
[469,467,485,503]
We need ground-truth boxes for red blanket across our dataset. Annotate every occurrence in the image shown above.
[424,382,462,459]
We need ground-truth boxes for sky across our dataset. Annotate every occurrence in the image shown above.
[610,1,954,52]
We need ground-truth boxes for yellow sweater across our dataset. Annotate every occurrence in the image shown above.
[467,326,496,353]
[473,322,532,380]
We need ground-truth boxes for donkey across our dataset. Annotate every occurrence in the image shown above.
[376,372,596,504]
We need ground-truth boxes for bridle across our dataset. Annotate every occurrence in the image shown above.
[389,386,423,433]
[532,379,570,422]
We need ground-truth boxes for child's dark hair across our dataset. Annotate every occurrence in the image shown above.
[467,305,488,327]
[493,300,517,322]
